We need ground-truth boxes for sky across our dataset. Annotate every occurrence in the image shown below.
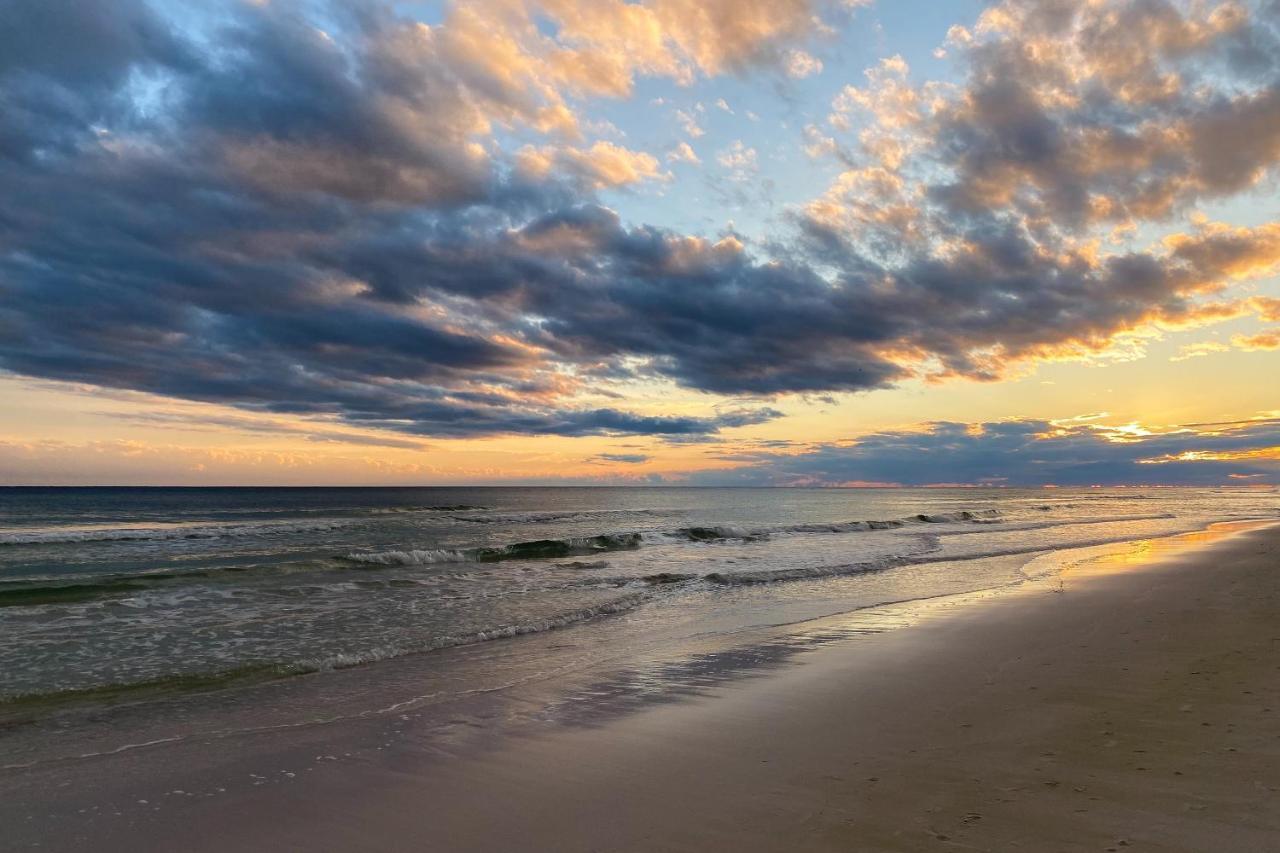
[1,0,1279,487]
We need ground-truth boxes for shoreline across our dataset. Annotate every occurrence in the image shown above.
[4,520,1279,851]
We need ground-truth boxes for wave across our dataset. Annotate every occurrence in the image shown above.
[445,508,664,524]
[0,510,1200,614]
[771,519,906,534]
[699,521,1209,586]
[674,509,1002,542]
[6,509,1251,715]
[908,509,1002,523]
[0,507,1166,609]
[936,513,1178,539]
[0,505,1006,551]
[641,572,699,585]
[344,509,1008,566]
[695,509,1189,544]
[345,532,644,566]
[299,591,648,673]
[0,591,649,708]
[0,579,155,608]
[705,554,906,585]
[0,518,357,546]
[0,663,289,717]
[0,558,345,608]
[366,504,488,514]
[679,525,763,541]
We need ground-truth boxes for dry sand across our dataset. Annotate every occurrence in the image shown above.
[5,522,1280,851]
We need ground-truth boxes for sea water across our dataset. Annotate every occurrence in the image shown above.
[2,486,1277,706]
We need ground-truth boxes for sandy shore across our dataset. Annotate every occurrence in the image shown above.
[6,521,1280,851]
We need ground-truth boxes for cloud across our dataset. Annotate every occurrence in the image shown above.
[485,207,1280,393]
[785,49,824,79]
[1170,340,1230,361]
[590,453,651,464]
[675,108,706,137]
[516,141,668,190]
[1253,296,1280,321]
[835,1,1280,231]
[95,409,433,451]
[0,0,830,438]
[2,0,1280,446]
[0,437,439,486]
[690,417,1280,486]
[716,140,759,179]
[1233,328,1280,350]
[666,141,701,164]
[544,0,834,92]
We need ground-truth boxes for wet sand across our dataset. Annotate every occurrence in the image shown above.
[6,522,1280,851]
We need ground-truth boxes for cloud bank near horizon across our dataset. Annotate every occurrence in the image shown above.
[689,417,1280,487]
[2,414,1277,487]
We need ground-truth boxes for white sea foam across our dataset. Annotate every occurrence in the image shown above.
[446,508,665,524]
[345,548,473,566]
[703,555,907,585]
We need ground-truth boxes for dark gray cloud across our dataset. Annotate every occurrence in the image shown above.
[0,0,779,438]
[0,0,194,161]
[590,453,651,464]
[1,0,1279,442]
[366,204,1276,391]
[690,419,1280,486]
[94,409,432,450]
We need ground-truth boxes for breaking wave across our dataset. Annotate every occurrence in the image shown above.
[366,504,488,514]
[704,555,907,585]
[445,508,665,524]
[908,509,1002,523]
[344,509,1010,566]
[673,509,1002,541]
[345,532,644,566]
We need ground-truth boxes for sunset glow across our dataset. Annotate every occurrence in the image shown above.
[2,0,1279,486]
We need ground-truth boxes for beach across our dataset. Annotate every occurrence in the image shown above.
[4,519,1278,852]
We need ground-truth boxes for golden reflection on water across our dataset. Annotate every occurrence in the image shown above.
[1062,519,1275,580]
[772,520,1280,647]
[555,518,1280,707]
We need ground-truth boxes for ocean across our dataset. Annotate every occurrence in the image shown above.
[2,486,1278,711]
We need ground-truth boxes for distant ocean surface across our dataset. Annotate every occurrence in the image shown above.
[2,486,1278,706]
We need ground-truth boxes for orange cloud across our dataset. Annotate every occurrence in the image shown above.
[1250,296,1280,322]
[1232,328,1280,351]
[516,141,667,189]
